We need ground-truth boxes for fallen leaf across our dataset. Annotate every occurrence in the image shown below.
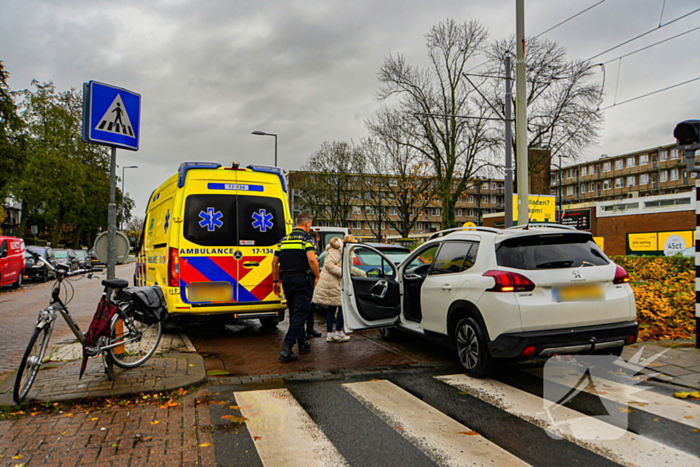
[673,391,700,400]
[66,413,74,418]
[394,427,403,431]
[12,455,22,459]
[222,415,248,423]
[90,417,99,421]
[177,388,187,396]
[189,364,195,367]
[617,407,632,413]
[143,436,153,441]
[685,416,694,419]
[460,431,480,436]
[370,379,381,382]
[458,391,468,395]
[229,405,241,410]
[30,412,39,417]
[111,443,119,448]
[210,401,228,405]
[199,442,211,447]
[653,418,660,421]
[629,402,648,407]
[253,436,262,441]
[207,369,230,376]
[150,421,160,425]
[160,399,179,409]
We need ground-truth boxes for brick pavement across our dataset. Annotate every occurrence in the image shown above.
[186,312,453,377]
[0,387,216,466]
[0,264,134,376]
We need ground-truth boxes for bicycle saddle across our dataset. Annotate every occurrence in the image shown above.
[102,279,129,289]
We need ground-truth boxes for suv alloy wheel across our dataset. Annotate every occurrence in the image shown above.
[454,317,492,377]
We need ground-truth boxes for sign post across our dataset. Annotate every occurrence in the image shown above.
[82,81,141,280]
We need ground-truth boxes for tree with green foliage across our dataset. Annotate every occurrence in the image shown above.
[0,61,27,197]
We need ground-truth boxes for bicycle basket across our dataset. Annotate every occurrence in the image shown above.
[120,285,169,325]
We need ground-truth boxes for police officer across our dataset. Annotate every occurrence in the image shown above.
[271,212,320,362]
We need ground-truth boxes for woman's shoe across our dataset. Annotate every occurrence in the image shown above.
[326,332,336,342]
[333,331,351,342]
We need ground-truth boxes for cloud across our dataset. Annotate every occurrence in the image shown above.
[2,0,699,214]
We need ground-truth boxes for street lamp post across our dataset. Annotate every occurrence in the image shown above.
[552,155,563,223]
[251,131,278,167]
[120,165,138,231]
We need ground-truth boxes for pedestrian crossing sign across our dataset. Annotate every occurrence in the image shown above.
[82,81,141,151]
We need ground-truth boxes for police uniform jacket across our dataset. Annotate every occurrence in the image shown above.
[274,228,315,277]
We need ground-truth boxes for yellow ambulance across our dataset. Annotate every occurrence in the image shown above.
[134,162,292,327]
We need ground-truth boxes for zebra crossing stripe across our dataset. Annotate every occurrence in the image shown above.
[437,374,700,467]
[234,388,348,467]
[343,380,530,467]
[526,366,700,430]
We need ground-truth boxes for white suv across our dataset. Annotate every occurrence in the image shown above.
[341,225,638,377]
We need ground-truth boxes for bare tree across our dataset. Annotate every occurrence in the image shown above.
[364,110,439,239]
[298,141,365,228]
[377,18,499,229]
[487,36,603,172]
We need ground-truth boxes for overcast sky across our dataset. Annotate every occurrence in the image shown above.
[2,0,699,214]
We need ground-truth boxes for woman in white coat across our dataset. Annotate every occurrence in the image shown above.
[312,236,364,342]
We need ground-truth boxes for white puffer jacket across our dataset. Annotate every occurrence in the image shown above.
[312,237,343,307]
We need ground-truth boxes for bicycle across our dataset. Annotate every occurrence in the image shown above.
[13,253,163,404]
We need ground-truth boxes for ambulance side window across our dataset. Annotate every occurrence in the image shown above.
[237,196,286,247]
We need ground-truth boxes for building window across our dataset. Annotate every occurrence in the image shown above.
[660,171,668,182]
[626,176,635,187]
[640,154,649,165]
[671,149,679,159]
[491,183,497,190]
[640,174,649,185]
[551,176,557,186]
[580,166,587,177]
[352,206,361,216]
[389,207,397,216]
[365,206,374,215]
[670,169,678,181]
[603,180,611,190]
[626,157,635,168]
[566,186,573,195]
[389,178,397,186]
[615,178,623,188]
[431,208,440,217]
[589,182,595,192]
[491,196,497,204]
[455,208,463,217]
[660,150,668,161]
[481,196,488,204]
[581,184,587,193]
[468,195,475,203]
[482,183,489,190]
[381,222,386,230]
[468,209,475,217]
[352,221,362,230]
[603,162,611,172]
[614,160,623,170]
[565,169,572,179]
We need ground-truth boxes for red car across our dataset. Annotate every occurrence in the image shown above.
[0,235,26,288]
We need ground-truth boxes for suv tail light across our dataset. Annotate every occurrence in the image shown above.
[613,265,630,284]
[483,270,535,292]
[168,247,180,287]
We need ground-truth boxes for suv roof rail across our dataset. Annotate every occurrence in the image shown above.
[428,226,502,241]
[505,223,577,231]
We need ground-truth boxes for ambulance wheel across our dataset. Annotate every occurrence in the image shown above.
[260,319,279,329]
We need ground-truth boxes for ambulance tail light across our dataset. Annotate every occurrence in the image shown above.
[168,248,180,287]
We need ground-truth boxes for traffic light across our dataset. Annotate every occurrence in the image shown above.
[674,120,700,146]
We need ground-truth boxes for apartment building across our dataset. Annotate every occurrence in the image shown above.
[288,171,506,239]
[551,143,700,207]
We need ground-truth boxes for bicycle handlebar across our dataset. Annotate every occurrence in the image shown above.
[31,253,92,278]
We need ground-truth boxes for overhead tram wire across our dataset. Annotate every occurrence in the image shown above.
[602,25,700,64]
[598,76,700,111]
[535,0,606,38]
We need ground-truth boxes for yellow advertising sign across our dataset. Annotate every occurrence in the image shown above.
[593,237,605,252]
[512,195,556,223]
[658,231,694,256]
[628,233,658,252]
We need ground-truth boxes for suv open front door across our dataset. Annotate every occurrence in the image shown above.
[341,244,401,331]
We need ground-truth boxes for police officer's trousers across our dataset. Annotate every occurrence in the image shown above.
[282,275,313,346]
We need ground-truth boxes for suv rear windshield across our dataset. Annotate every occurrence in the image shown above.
[496,233,608,270]
[184,194,286,247]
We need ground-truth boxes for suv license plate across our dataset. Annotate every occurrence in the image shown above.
[553,283,604,302]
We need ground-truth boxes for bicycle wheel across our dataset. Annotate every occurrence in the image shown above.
[14,325,51,404]
[108,307,162,368]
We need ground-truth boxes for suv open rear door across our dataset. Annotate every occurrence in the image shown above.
[341,243,401,331]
